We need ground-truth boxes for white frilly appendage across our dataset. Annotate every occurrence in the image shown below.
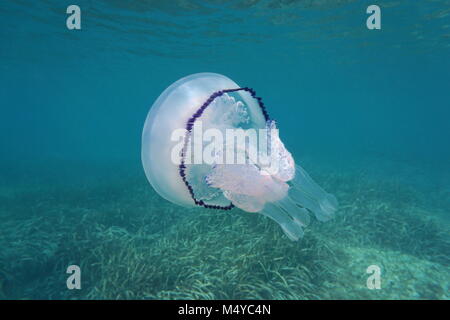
[260,164,338,240]
[206,121,338,241]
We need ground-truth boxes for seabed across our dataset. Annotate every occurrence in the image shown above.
[0,158,448,300]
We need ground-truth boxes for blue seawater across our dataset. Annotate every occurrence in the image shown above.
[0,1,448,299]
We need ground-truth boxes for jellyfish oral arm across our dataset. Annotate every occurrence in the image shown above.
[259,163,338,241]
[290,164,338,222]
[205,124,337,241]
[208,161,338,241]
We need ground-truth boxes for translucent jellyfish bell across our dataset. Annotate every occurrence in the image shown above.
[142,73,338,241]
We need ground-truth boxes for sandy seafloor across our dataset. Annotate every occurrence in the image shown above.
[1,155,448,300]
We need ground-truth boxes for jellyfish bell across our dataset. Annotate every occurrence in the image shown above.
[141,72,338,241]
[141,73,265,207]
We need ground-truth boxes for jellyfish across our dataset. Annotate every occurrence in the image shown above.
[141,73,337,241]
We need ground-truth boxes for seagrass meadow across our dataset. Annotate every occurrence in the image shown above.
[1,157,448,300]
